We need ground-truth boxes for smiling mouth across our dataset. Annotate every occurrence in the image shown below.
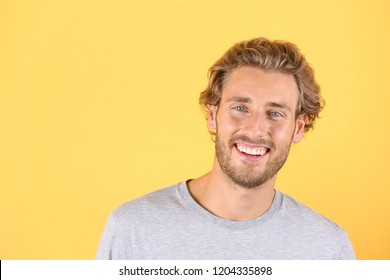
[235,142,270,157]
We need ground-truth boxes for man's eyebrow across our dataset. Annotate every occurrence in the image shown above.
[266,102,292,112]
[226,97,252,103]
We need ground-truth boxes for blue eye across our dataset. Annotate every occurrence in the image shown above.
[270,111,282,117]
[234,106,246,112]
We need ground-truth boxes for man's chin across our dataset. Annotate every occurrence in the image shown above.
[227,172,272,189]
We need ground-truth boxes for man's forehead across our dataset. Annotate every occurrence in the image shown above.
[217,68,300,113]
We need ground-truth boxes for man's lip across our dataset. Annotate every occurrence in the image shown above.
[234,142,270,157]
[234,141,270,150]
[234,141,270,149]
[233,145,270,162]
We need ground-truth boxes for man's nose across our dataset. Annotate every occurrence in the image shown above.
[243,113,269,137]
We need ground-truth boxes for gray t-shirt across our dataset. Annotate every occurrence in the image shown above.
[96,181,355,259]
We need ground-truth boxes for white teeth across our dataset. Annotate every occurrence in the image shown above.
[236,143,267,156]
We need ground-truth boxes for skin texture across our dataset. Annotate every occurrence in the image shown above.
[188,67,306,222]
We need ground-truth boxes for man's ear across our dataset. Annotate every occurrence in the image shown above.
[207,105,218,131]
[292,114,307,143]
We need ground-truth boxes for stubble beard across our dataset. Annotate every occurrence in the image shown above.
[215,133,292,189]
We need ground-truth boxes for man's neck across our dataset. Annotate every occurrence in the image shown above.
[187,164,276,222]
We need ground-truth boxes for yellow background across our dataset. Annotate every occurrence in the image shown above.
[1,0,389,259]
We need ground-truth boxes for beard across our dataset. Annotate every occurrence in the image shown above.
[215,133,292,189]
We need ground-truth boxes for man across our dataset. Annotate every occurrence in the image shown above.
[96,37,355,259]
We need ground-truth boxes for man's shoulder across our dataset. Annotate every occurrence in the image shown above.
[111,182,184,224]
[278,191,345,234]
[277,191,355,259]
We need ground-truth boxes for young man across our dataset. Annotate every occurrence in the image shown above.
[96,37,355,259]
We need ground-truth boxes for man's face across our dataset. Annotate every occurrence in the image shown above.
[208,67,306,189]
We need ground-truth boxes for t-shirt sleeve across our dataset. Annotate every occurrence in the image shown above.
[336,231,356,260]
[96,212,118,260]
